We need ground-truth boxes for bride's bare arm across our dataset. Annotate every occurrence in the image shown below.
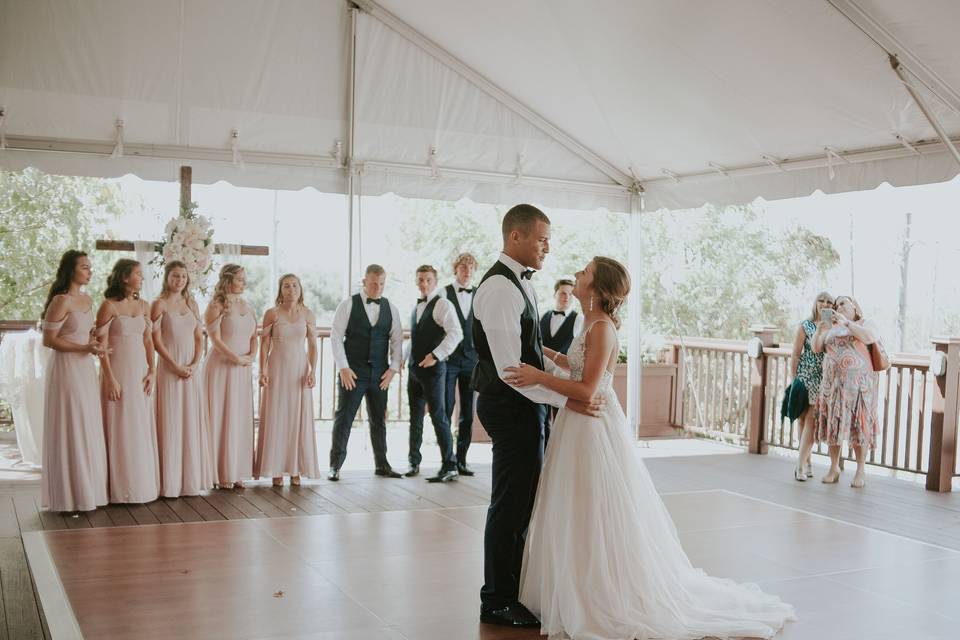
[505,322,616,402]
[543,346,570,371]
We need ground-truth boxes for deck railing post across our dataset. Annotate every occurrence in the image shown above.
[927,336,960,492]
[747,325,778,454]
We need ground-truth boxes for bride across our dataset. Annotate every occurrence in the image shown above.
[503,257,795,640]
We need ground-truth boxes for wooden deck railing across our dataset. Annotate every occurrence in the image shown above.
[668,331,960,491]
[4,319,958,491]
[0,321,413,425]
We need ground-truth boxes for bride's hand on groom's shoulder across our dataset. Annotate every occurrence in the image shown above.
[503,363,543,387]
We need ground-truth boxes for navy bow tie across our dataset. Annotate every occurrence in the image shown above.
[417,297,428,304]
[366,298,381,305]
[552,310,566,316]
[520,270,534,280]
[458,287,474,293]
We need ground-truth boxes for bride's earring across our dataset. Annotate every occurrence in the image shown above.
[589,295,594,312]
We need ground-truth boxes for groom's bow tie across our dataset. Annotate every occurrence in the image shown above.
[520,270,534,280]
[458,287,474,293]
[365,298,381,306]
[417,297,428,304]
[552,310,566,316]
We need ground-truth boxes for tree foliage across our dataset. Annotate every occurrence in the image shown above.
[0,168,125,319]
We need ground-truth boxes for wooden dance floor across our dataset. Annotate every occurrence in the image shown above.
[22,486,960,639]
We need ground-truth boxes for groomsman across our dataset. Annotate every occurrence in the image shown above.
[405,264,463,482]
[540,278,583,355]
[328,264,404,481]
[444,253,479,476]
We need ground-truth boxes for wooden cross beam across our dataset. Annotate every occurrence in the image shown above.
[95,164,269,256]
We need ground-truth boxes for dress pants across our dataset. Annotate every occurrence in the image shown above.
[329,368,390,470]
[477,390,546,608]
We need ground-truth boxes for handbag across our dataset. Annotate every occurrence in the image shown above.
[869,339,891,372]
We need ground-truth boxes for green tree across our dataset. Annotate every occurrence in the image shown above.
[641,205,840,342]
[0,168,126,319]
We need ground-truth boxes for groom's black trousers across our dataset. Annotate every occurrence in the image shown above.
[477,390,547,609]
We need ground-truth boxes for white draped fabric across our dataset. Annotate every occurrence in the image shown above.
[0,330,47,467]
[1,0,958,210]
[133,240,159,301]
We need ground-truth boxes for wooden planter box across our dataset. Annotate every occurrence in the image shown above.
[470,362,679,443]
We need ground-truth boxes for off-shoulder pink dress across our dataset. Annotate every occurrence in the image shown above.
[41,308,108,512]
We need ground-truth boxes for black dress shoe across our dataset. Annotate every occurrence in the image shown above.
[327,468,340,482]
[374,467,402,478]
[457,463,475,476]
[426,468,458,483]
[403,465,419,477]
[480,603,540,628]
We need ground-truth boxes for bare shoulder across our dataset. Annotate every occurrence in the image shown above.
[96,299,116,322]
[45,294,71,321]
[204,300,224,322]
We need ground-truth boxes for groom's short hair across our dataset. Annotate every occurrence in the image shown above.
[502,204,550,241]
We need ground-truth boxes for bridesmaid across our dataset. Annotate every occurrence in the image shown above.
[204,264,257,489]
[40,250,109,513]
[152,261,215,497]
[96,259,160,504]
[255,274,320,486]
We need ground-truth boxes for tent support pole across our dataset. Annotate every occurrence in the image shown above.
[345,4,359,297]
[890,56,960,169]
[626,187,644,440]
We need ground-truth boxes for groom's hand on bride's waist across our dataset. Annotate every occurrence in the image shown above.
[566,393,606,417]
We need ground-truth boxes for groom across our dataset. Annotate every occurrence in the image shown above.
[472,204,603,627]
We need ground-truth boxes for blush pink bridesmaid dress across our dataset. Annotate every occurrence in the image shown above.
[255,313,320,480]
[204,308,256,486]
[99,312,160,504]
[41,307,109,512]
[155,308,215,497]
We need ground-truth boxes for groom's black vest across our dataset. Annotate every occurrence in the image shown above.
[471,261,544,397]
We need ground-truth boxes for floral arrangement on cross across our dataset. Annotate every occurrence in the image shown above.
[151,201,215,295]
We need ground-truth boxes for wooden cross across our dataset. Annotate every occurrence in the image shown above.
[96,165,269,256]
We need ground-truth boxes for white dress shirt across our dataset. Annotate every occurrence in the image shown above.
[330,294,404,372]
[451,282,475,318]
[472,253,567,408]
[548,308,584,338]
[406,287,463,362]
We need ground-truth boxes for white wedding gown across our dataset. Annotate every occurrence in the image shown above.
[520,324,796,640]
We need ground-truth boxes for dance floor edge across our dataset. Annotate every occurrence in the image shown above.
[23,489,960,640]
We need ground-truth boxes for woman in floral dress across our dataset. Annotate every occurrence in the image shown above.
[813,295,880,489]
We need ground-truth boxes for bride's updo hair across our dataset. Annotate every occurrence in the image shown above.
[591,256,630,329]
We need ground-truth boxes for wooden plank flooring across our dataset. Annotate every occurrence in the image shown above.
[3,445,960,639]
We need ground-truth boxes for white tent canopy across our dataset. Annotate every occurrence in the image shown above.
[2,0,959,211]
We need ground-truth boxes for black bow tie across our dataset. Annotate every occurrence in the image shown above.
[520,270,534,280]
[417,297,428,304]
[365,298,381,305]
[458,287,474,293]
[552,310,566,316]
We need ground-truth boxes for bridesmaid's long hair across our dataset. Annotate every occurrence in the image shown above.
[103,259,141,302]
[274,273,304,308]
[212,263,244,311]
[590,256,631,329]
[41,249,87,319]
[160,260,191,301]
